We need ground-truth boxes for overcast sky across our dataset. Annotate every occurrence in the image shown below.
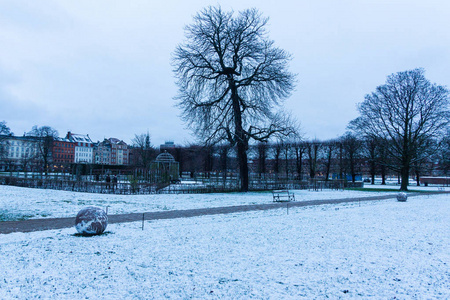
[1,0,449,146]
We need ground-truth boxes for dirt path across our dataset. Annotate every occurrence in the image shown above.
[0,193,436,234]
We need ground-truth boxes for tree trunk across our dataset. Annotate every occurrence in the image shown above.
[295,150,303,181]
[338,144,344,180]
[370,160,376,185]
[325,147,332,182]
[325,166,330,182]
[350,154,356,183]
[231,82,248,192]
[237,141,249,192]
[400,120,410,191]
[308,145,317,179]
[258,144,267,178]
[44,157,48,176]
[274,146,281,182]
[400,167,409,191]
[284,149,289,180]
[220,146,228,185]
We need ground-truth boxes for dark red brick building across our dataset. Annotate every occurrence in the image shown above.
[52,138,75,166]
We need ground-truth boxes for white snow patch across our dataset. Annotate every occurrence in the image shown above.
[0,188,449,298]
[0,185,402,220]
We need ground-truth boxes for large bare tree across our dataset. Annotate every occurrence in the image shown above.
[350,69,449,190]
[173,6,296,191]
[28,125,59,176]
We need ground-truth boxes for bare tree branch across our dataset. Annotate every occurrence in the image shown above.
[173,6,297,191]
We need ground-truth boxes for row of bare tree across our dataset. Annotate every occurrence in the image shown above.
[130,131,450,186]
[2,122,448,188]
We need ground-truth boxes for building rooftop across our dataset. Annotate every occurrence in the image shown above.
[66,132,93,143]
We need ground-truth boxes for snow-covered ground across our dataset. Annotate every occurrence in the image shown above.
[0,189,448,299]
[363,184,447,191]
[0,185,418,221]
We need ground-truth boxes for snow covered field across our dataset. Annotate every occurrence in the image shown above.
[0,186,449,299]
[0,185,412,221]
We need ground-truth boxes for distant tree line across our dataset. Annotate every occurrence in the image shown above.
[2,122,448,190]
[131,132,449,187]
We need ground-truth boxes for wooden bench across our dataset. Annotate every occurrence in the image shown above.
[272,190,295,202]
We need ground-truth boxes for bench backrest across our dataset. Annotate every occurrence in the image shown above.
[273,190,290,195]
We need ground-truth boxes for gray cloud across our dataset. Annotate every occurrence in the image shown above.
[1,0,449,145]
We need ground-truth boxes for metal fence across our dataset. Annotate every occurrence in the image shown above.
[0,175,363,195]
[0,176,157,195]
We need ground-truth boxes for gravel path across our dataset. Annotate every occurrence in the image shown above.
[0,194,413,234]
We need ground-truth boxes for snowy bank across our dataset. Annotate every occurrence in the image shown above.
[0,185,408,221]
[0,193,449,299]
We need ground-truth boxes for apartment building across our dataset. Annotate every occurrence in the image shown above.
[109,138,129,165]
[52,138,75,165]
[93,140,112,165]
[0,135,39,171]
[66,132,94,163]
[93,138,129,165]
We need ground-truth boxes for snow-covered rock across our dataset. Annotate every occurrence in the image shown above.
[75,206,108,235]
[397,192,408,202]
